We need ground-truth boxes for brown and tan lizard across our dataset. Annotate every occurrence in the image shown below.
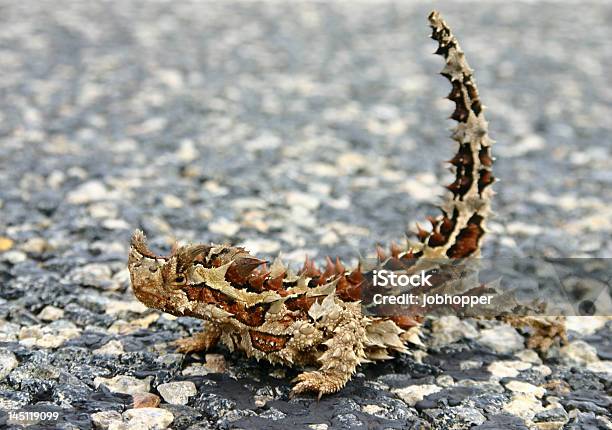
[127,11,565,399]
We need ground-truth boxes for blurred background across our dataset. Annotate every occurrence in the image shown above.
[0,2,611,428]
[1,1,611,266]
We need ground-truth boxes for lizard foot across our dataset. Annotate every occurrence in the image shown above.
[172,329,219,354]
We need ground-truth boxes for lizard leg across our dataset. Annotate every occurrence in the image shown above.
[291,311,367,399]
[173,321,221,354]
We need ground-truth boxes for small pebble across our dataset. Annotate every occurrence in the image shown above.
[21,237,48,253]
[503,394,545,420]
[93,340,125,355]
[586,361,612,374]
[504,380,546,398]
[488,361,532,379]
[430,316,479,346]
[515,349,542,365]
[132,393,161,408]
[1,250,27,264]
[393,385,442,407]
[94,375,152,395]
[565,316,609,335]
[478,325,524,354]
[161,194,183,209]
[66,180,112,204]
[209,218,240,236]
[0,349,19,380]
[91,410,122,430]
[157,381,197,405]
[559,341,599,366]
[436,374,455,387]
[38,305,65,321]
[122,407,174,429]
[0,237,14,252]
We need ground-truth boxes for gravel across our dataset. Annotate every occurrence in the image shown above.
[0,1,611,429]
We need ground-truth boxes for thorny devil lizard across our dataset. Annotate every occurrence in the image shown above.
[128,11,566,398]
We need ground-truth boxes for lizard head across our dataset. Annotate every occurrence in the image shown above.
[128,230,208,315]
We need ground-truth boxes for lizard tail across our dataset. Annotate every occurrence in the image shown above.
[412,11,495,259]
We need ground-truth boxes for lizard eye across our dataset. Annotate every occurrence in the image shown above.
[174,275,186,284]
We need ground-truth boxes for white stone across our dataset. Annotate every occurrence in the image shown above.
[478,325,524,354]
[254,395,273,407]
[503,394,545,420]
[161,194,183,209]
[112,268,131,290]
[506,222,544,236]
[559,340,599,366]
[70,263,112,286]
[176,139,197,161]
[181,364,210,377]
[319,230,339,246]
[36,333,67,349]
[430,316,478,347]
[534,420,566,430]
[47,170,66,188]
[436,375,455,387]
[67,181,112,204]
[21,237,48,253]
[102,219,130,230]
[107,314,159,335]
[91,410,122,430]
[2,250,26,264]
[412,350,428,364]
[122,408,174,429]
[336,152,369,174]
[0,322,20,342]
[586,361,612,374]
[209,218,240,236]
[105,300,148,315]
[93,340,124,355]
[565,316,610,335]
[362,404,384,415]
[240,238,280,254]
[19,325,43,341]
[89,202,118,219]
[94,375,152,395]
[38,305,64,321]
[533,365,552,377]
[488,361,532,379]
[499,134,546,157]
[245,133,282,151]
[17,322,80,349]
[452,407,486,426]
[515,349,542,365]
[0,349,18,380]
[285,191,320,210]
[53,321,81,340]
[393,384,442,406]
[399,173,438,203]
[157,381,197,405]
[129,117,167,135]
[158,69,184,90]
[505,380,546,398]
